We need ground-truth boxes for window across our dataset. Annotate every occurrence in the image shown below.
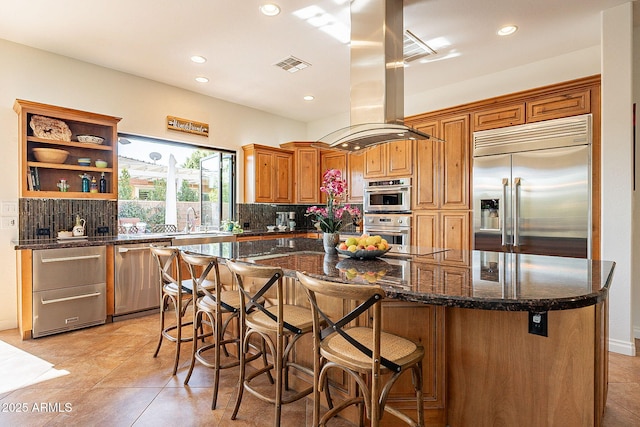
[117,133,236,234]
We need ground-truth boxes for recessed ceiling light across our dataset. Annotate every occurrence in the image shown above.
[497,25,518,36]
[260,3,280,16]
[195,76,209,83]
[190,55,207,63]
[303,95,314,101]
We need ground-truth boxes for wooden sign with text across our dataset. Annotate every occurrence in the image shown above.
[166,116,209,137]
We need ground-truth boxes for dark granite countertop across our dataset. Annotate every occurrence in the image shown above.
[11,229,316,250]
[177,238,616,312]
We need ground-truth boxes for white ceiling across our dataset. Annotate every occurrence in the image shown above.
[0,0,632,123]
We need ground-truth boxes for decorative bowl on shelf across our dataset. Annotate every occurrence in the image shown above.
[267,225,276,232]
[77,135,104,144]
[336,246,391,260]
[32,147,69,164]
[95,159,108,168]
[277,225,287,231]
[77,158,91,166]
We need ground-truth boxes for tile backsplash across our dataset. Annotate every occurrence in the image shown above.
[19,198,117,240]
[237,203,362,233]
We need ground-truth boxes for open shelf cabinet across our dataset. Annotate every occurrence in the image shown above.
[14,99,121,199]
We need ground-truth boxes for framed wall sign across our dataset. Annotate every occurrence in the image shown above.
[167,116,209,137]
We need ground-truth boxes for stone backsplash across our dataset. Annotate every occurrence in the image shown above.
[19,198,118,240]
[237,203,362,234]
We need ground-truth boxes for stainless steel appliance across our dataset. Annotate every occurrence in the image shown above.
[32,246,106,338]
[114,240,170,320]
[472,114,592,258]
[363,214,411,255]
[363,178,411,213]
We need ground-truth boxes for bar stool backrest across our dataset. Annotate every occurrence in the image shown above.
[227,260,300,335]
[150,245,182,292]
[296,272,400,372]
[180,251,234,311]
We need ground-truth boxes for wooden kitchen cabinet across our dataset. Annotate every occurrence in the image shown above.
[363,139,412,178]
[347,152,364,203]
[526,88,590,123]
[281,142,320,204]
[242,144,293,203]
[319,150,364,204]
[14,99,121,199]
[413,210,470,265]
[412,114,470,210]
[473,103,525,131]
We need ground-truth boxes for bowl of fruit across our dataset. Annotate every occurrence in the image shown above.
[335,234,391,259]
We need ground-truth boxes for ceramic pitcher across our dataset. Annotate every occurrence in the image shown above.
[72,215,86,236]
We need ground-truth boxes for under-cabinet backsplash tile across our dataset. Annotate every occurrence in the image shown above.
[237,203,362,233]
[19,198,117,240]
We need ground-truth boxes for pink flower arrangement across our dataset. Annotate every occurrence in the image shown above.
[306,169,361,233]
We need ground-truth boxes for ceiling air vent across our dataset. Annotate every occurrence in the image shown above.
[403,30,436,63]
[274,56,311,73]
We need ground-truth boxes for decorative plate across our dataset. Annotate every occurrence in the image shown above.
[77,135,104,144]
[336,246,391,259]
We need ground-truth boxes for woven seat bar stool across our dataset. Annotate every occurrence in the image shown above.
[181,251,247,409]
[296,271,425,427]
[227,260,315,427]
[150,245,198,375]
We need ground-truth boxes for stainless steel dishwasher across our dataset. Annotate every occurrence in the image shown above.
[32,246,107,338]
[113,240,171,320]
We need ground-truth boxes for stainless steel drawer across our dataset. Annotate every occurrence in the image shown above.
[33,246,106,292]
[32,283,106,338]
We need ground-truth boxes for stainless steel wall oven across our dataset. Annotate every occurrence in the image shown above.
[363,214,411,254]
[363,177,411,213]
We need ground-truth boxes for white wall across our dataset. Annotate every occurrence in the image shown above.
[632,3,640,343]
[601,2,636,356]
[0,39,307,331]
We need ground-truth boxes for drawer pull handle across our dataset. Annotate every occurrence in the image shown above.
[118,246,153,253]
[41,292,101,305]
[41,254,102,263]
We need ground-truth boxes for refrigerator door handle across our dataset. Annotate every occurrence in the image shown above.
[501,178,509,247]
[513,177,522,248]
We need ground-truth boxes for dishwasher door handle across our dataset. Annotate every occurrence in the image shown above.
[118,246,153,253]
[41,254,102,263]
[41,291,102,305]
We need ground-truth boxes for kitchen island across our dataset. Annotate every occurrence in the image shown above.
[179,237,615,427]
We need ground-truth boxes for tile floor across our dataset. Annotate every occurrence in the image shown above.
[0,314,638,426]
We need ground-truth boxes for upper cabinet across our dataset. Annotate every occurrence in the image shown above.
[412,115,470,211]
[363,140,412,178]
[526,88,591,123]
[320,150,364,204]
[14,99,121,200]
[243,144,293,203]
[281,142,320,204]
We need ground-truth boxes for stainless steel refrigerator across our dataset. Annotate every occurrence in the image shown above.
[472,114,592,258]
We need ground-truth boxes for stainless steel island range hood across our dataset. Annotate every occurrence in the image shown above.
[318,0,440,151]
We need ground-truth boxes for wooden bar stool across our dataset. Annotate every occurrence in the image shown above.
[296,271,425,427]
[150,245,196,375]
[180,251,244,409]
[227,260,315,427]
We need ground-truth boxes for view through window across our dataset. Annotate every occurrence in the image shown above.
[117,134,236,234]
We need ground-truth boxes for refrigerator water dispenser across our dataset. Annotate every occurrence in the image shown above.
[480,199,500,230]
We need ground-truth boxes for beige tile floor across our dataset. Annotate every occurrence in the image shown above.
[0,313,638,426]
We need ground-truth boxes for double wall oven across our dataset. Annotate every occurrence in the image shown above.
[363,177,411,254]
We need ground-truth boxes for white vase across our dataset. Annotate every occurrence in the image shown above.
[323,232,339,254]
